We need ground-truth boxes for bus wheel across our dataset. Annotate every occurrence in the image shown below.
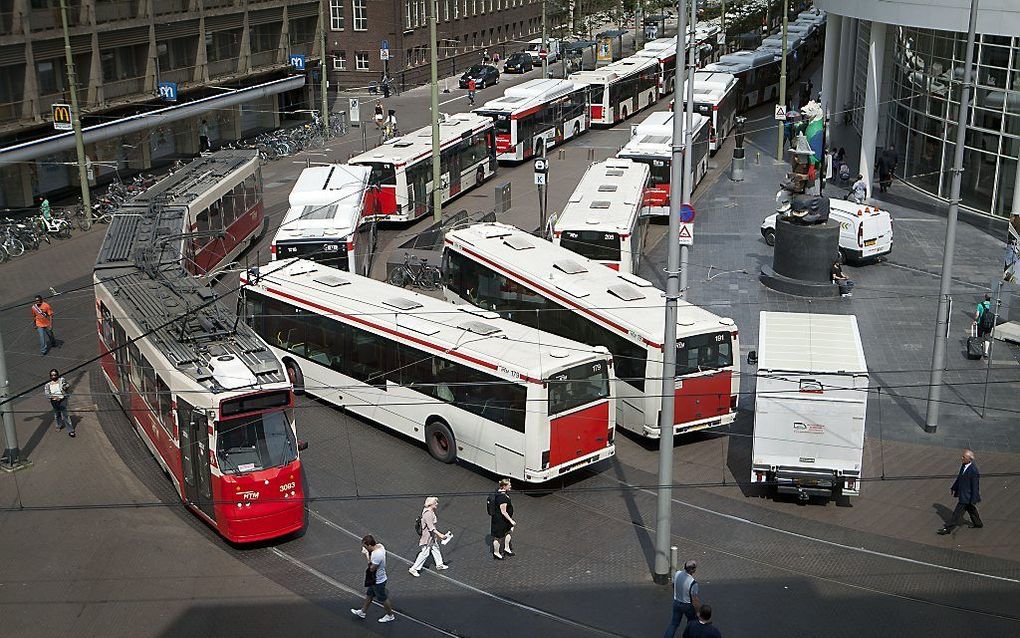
[534,139,544,158]
[621,107,628,120]
[763,229,776,246]
[425,420,457,464]
[285,360,305,396]
[572,123,580,138]
[476,166,485,185]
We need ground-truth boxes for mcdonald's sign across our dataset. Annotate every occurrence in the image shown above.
[52,103,73,131]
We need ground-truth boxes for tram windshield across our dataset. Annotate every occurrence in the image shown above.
[216,409,297,474]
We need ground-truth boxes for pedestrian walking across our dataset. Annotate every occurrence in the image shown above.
[44,368,74,437]
[682,604,722,638]
[662,560,701,638]
[489,478,515,559]
[409,496,452,577]
[199,119,211,153]
[374,102,385,129]
[938,449,983,535]
[850,173,868,203]
[382,75,392,98]
[352,535,396,623]
[467,78,477,106]
[39,197,51,221]
[32,295,57,355]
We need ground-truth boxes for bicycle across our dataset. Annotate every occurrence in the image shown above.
[388,252,441,290]
[0,224,25,257]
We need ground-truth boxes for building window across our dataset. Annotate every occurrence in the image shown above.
[352,0,367,31]
[453,0,459,19]
[444,0,449,21]
[334,51,347,70]
[405,0,413,29]
[330,0,344,30]
[355,51,370,71]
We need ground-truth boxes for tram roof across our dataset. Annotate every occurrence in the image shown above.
[617,111,709,158]
[569,55,658,85]
[348,113,492,166]
[443,223,735,346]
[553,158,648,234]
[473,79,582,116]
[94,151,287,393]
[246,260,611,380]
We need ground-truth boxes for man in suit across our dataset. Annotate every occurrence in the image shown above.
[938,449,983,535]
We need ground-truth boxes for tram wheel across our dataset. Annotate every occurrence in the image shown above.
[425,420,457,464]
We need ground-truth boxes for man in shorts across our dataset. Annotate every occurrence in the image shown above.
[352,535,396,623]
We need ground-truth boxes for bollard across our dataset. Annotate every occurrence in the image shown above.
[756,151,761,165]
[669,546,678,581]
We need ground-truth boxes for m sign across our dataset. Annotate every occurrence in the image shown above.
[52,103,72,131]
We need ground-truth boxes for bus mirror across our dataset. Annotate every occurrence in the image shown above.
[298,440,309,452]
[747,350,758,366]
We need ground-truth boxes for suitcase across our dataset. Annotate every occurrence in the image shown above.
[966,336,984,360]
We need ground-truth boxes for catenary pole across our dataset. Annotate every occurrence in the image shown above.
[319,0,329,129]
[59,0,91,229]
[542,0,549,77]
[925,0,980,433]
[430,0,443,224]
[775,0,789,160]
[680,0,696,297]
[653,0,689,585]
[0,315,20,469]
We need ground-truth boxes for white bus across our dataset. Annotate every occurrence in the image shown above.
[473,78,588,162]
[550,158,650,274]
[635,38,679,97]
[687,71,738,154]
[270,165,374,274]
[443,223,740,438]
[349,113,496,223]
[704,49,781,112]
[570,55,659,126]
[616,111,710,216]
[242,260,616,482]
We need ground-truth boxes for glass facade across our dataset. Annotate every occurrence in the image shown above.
[887,25,1020,217]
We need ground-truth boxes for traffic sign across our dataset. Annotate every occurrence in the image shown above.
[678,223,694,245]
[539,49,548,60]
[534,172,547,186]
[679,202,696,223]
[289,54,306,71]
[381,39,389,50]
[158,81,177,102]
[52,103,72,131]
[380,48,390,61]
[775,104,787,120]
[533,158,548,173]
[348,98,360,126]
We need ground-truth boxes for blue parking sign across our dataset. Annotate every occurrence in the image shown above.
[290,54,306,71]
[157,82,177,102]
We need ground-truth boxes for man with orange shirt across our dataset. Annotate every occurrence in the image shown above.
[31,295,57,355]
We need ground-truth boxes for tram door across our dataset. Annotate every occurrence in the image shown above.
[177,398,216,520]
[113,322,130,398]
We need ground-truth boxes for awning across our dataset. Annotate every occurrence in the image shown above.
[0,75,305,164]
[563,40,596,53]
[597,29,629,38]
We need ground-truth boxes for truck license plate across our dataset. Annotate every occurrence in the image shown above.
[865,239,877,246]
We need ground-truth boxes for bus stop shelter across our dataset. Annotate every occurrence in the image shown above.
[595,29,629,66]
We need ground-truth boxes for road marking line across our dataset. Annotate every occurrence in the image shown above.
[306,509,627,637]
[270,547,462,637]
[440,95,467,106]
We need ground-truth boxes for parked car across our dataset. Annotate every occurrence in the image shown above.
[503,52,534,74]
[459,64,500,89]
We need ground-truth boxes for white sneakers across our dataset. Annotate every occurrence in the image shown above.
[350,609,366,619]
[435,564,449,570]
[408,567,421,577]
[352,609,395,623]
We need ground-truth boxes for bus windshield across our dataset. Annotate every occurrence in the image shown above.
[559,230,621,262]
[548,360,610,415]
[492,116,511,134]
[676,331,733,376]
[216,409,297,474]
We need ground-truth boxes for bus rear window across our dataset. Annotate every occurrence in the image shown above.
[221,390,291,417]
[365,162,396,186]
[676,332,733,376]
[560,230,621,262]
[494,116,511,134]
[548,361,610,415]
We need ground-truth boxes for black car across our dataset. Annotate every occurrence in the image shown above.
[502,52,534,74]
[459,64,500,89]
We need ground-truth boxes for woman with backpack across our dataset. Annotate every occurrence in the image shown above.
[489,478,516,559]
[409,496,451,577]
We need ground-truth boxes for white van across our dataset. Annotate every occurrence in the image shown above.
[761,197,893,263]
[525,38,560,63]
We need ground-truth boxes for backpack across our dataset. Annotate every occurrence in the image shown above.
[414,514,423,537]
[486,492,495,517]
[838,163,851,181]
[979,302,995,333]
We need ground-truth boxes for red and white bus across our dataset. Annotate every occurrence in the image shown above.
[687,71,738,154]
[704,49,781,112]
[349,113,496,223]
[616,111,710,216]
[635,38,679,97]
[473,78,589,162]
[443,223,739,438]
[241,261,616,482]
[550,158,650,274]
[570,55,660,126]
[94,158,305,543]
[125,151,266,277]
[270,164,375,275]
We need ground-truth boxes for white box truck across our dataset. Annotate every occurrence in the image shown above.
[750,312,868,502]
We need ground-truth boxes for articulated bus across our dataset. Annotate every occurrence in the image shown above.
[443,223,740,438]
[242,261,616,482]
[687,71,739,154]
[616,111,710,216]
[125,151,266,277]
[550,158,650,274]
[703,49,781,112]
[270,164,374,274]
[760,32,807,84]
[635,38,679,97]
[349,113,496,223]
[473,78,588,162]
[94,153,304,544]
[570,55,659,126]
